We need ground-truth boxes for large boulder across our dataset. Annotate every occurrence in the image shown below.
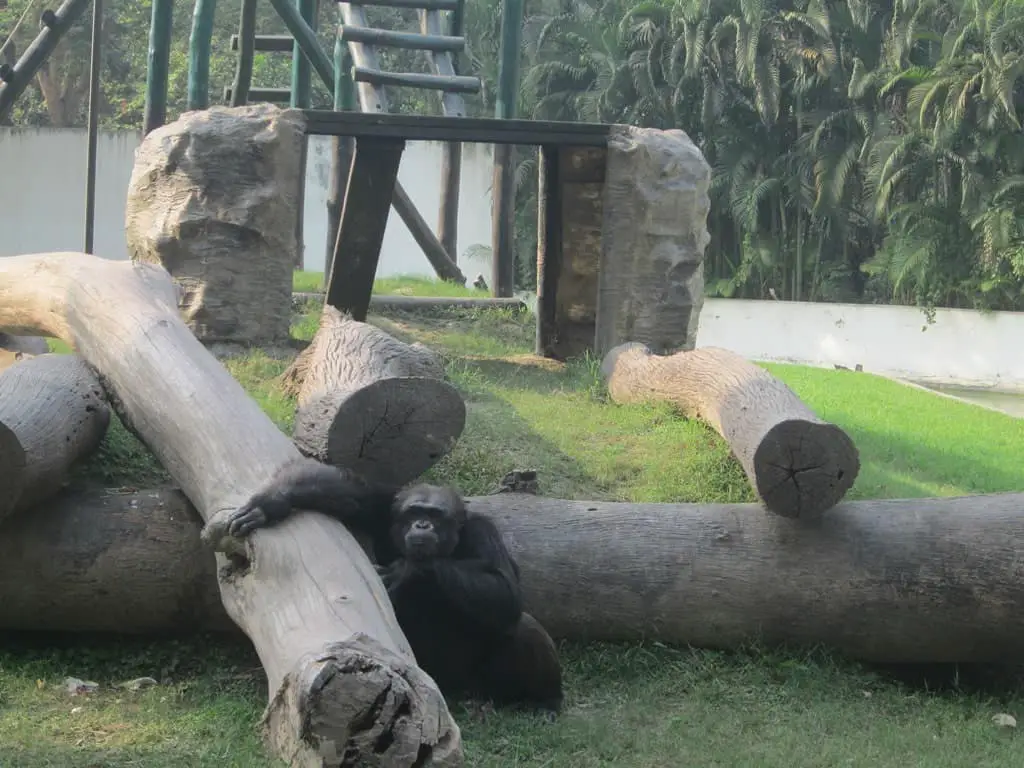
[595,125,711,357]
[125,103,304,345]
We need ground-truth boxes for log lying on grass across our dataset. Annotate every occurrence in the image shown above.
[11,487,1024,663]
[0,353,110,522]
[283,304,466,488]
[0,253,461,768]
[0,486,233,634]
[602,343,860,519]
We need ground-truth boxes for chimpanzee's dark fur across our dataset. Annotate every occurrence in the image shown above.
[225,457,563,713]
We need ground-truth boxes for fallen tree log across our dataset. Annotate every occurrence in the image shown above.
[602,343,860,519]
[0,353,110,522]
[11,486,1024,664]
[0,252,461,768]
[283,305,466,488]
[0,486,233,634]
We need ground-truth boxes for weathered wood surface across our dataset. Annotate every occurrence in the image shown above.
[12,486,1024,663]
[0,252,462,768]
[545,146,606,359]
[602,343,860,519]
[0,486,233,634]
[283,305,465,488]
[0,353,110,522]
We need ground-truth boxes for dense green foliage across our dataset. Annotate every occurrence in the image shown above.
[3,0,1023,307]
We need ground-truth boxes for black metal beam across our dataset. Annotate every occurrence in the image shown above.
[230,33,296,52]
[301,110,612,146]
[224,85,292,103]
[325,137,407,322]
[0,0,92,120]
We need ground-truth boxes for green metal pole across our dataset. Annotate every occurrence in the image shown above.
[335,41,355,111]
[325,36,355,279]
[187,0,218,110]
[290,0,316,108]
[229,0,257,106]
[490,0,524,297]
[494,0,523,121]
[143,0,174,135]
[84,0,103,254]
[266,0,334,92]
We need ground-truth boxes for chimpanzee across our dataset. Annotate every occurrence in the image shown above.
[221,457,563,714]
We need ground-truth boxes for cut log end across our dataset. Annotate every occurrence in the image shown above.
[294,377,468,489]
[265,637,462,767]
[754,419,861,519]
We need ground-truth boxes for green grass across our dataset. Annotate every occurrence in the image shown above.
[293,270,490,298]
[7,286,1024,767]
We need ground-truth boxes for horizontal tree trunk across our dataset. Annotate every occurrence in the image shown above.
[0,353,110,522]
[0,333,49,371]
[284,305,466,488]
[0,252,461,767]
[13,485,1024,664]
[602,343,860,519]
[0,486,234,634]
[292,293,527,312]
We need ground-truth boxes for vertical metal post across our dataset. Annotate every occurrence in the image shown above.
[325,33,355,280]
[187,0,218,110]
[289,0,316,268]
[143,0,174,135]
[84,0,102,254]
[490,0,524,297]
[229,0,257,106]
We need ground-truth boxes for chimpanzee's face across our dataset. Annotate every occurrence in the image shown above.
[391,485,466,560]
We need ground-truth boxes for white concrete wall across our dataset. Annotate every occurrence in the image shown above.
[0,127,495,279]
[697,298,1024,392]
[4,129,1022,391]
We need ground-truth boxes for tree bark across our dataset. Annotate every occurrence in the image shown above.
[0,252,462,768]
[283,305,466,489]
[0,486,234,634]
[11,486,1024,664]
[0,352,110,522]
[602,343,860,519]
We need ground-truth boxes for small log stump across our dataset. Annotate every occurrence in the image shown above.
[602,342,859,519]
[284,305,466,488]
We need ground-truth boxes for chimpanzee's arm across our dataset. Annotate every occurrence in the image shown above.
[225,457,394,537]
[417,515,523,634]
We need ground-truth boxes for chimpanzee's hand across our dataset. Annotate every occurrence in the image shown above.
[226,488,290,537]
[375,559,419,598]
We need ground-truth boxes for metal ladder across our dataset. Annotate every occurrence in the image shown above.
[337,0,480,117]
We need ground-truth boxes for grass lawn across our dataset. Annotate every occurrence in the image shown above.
[6,274,1024,767]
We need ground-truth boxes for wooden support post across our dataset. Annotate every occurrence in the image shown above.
[325,137,406,321]
[535,144,560,356]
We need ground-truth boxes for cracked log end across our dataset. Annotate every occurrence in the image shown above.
[754,419,860,520]
[264,636,463,768]
[293,377,467,489]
